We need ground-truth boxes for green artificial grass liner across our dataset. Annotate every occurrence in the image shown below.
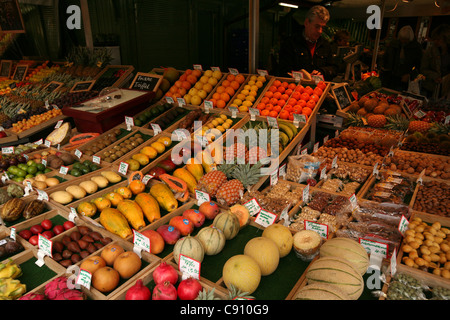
[49,214,68,227]
[19,257,57,291]
[4,207,51,228]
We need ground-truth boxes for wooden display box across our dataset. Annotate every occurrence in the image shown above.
[3,114,68,140]
[62,89,154,133]
[0,225,29,259]
[409,177,450,216]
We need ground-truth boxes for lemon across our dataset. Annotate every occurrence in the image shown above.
[207,77,218,86]
[183,94,192,104]
[194,82,204,90]
[239,105,249,112]
[189,88,198,96]
[242,100,253,107]
[204,70,213,77]
[211,120,219,127]
[200,75,209,84]
[250,85,259,92]
[255,81,264,88]
[212,70,222,79]
[215,118,224,124]
[250,75,258,81]
[237,94,246,101]
[248,80,255,86]
[220,114,228,121]
[244,85,252,91]
[233,99,243,106]
[216,125,225,133]
[222,122,231,129]
[197,89,208,99]
[257,76,266,82]
[241,89,249,96]
[207,123,215,129]
[245,95,255,102]
[249,90,258,97]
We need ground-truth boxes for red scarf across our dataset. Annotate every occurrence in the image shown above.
[307,41,316,57]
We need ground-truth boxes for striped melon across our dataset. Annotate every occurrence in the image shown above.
[212,211,240,240]
[173,236,204,264]
[196,226,226,255]
[295,283,351,300]
[319,237,369,275]
[306,256,364,300]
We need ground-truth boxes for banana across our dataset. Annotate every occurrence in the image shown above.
[283,121,298,137]
[279,131,290,147]
[278,124,294,141]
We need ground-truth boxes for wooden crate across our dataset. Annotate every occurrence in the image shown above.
[409,177,450,216]
[0,225,30,258]
[4,114,68,140]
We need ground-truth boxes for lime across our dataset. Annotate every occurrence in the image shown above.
[25,174,34,179]
[27,166,37,175]
[16,169,27,177]
[150,108,159,116]
[44,168,52,173]
[35,171,44,175]
[72,162,82,170]
[138,114,147,123]
[18,163,28,171]
[36,163,45,172]
[27,160,35,167]
[82,160,92,167]
[144,111,152,118]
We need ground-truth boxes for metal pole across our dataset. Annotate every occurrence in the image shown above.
[371,0,386,71]
[249,0,259,73]
[80,0,94,50]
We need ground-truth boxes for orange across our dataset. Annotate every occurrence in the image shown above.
[285,89,293,96]
[269,98,278,105]
[230,81,240,91]
[300,93,310,101]
[182,81,191,90]
[291,91,301,101]
[293,105,303,114]
[177,87,187,96]
[281,81,289,88]
[174,80,183,88]
[313,87,323,96]
[273,80,281,87]
[294,85,304,93]
[288,98,297,106]
[273,91,282,99]
[283,104,293,113]
[277,86,285,94]
[192,69,202,78]
[235,74,245,84]
[264,91,273,98]
[268,85,278,92]
[279,110,290,119]
[277,99,286,107]
[265,103,274,111]
[281,94,290,101]
[169,86,178,94]
[212,92,221,100]
[306,100,316,109]
[316,81,327,91]
[257,102,266,110]
[217,100,226,108]
[310,94,320,102]
[304,86,314,96]
[227,74,235,81]
[302,107,313,116]
[222,80,231,87]
[220,92,230,102]
[269,110,278,117]
[187,74,198,85]
[225,86,235,97]
[272,105,282,113]
[288,83,297,90]
[129,180,146,195]
[261,96,270,104]
[216,86,225,94]
[261,109,270,116]
[297,100,307,108]
[185,69,193,75]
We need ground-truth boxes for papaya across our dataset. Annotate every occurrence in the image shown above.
[116,200,146,230]
[186,159,204,182]
[99,208,133,239]
[135,193,161,223]
[150,183,178,212]
[173,168,197,194]
[159,173,189,202]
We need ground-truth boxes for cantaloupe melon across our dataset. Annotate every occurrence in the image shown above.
[262,224,293,258]
[244,237,279,276]
[222,254,261,294]
[173,236,204,264]
[196,226,225,255]
[295,283,351,300]
[212,211,240,240]
[319,237,369,275]
[306,256,364,300]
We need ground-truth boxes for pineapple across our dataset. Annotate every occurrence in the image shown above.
[195,288,221,300]
[215,179,244,206]
[224,142,247,164]
[408,120,431,134]
[0,112,10,124]
[367,114,386,128]
[197,170,228,197]
[429,122,450,135]
[345,112,366,127]
[227,284,255,300]
[385,114,410,131]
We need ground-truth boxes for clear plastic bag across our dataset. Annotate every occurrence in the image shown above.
[286,154,322,183]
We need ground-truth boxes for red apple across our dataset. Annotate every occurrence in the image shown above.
[41,230,54,239]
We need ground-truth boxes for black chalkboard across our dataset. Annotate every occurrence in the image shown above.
[0,0,25,33]
[129,72,162,92]
[0,60,12,78]
[333,85,351,109]
[44,81,64,93]
[70,80,95,93]
[12,64,28,81]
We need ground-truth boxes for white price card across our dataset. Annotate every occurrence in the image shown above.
[133,230,150,256]
[320,166,327,180]
[349,193,358,210]
[257,69,268,77]
[204,100,213,113]
[59,165,69,175]
[359,238,388,259]
[76,269,92,290]
[193,64,203,71]
[335,129,340,138]
[125,116,134,130]
[54,120,63,129]
[390,248,398,277]
[69,207,78,222]
[398,215,410,236]
[313,142,319,153]
[118,162,129,175]
[177,97,186,107]
[312,74,324,84]
[303,184,310,203]
[34,139,43,145]
[228,68,239,75]
[45,139,52,147]
[255,209,277,228]
[249,108,260,121]
[445,115,450,125]
[74,149,82,159]
[304,220,329,239]
[211,66,221,72]
[178,254,201,280]
[10,227,16,241]
[332,155,338,169]
[1,172,9,184]
[267,116,278,128]
[41,159,47,167]
[38,234,53,258]
[243,198,262,216]
[195,189,210,206]
[150,123,162,135]
[323,135,329,144]
[293,113,306,128]
[1,146,14,154]
[228,106,238,118]
[292,71,303,82]
[37,189,49,201]
[92,156,101,164]
[417,169,426,185]
[279,163,287,177]
[166,96,174,104]
[372,162,379,176]
[270,169,278,186]
[142,174,154,185]
[172,129,188,142]
[301,148,308,155]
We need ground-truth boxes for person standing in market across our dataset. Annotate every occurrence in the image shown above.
[330,29,351,74]
[278,5,337,81]
[381,25,423,92]
[421,24,450,99]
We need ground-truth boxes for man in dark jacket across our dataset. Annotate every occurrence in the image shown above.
[278,6,337,81]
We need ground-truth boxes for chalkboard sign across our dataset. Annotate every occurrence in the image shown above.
[0,60,12,78]
[0,0,25,33]
[129,72,162,92]
[12,64,28,81]
[43,81,64,93]
[332,84,352,110]
[70,80,95,93]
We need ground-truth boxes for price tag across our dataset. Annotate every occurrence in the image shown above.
[41,159,47,167]
[54,120,63,129]
[312,74,324,84]
[292,71,303,82]
[195,134,208,148]
[349,193,358,210]
[92,156,101,164]
[320,166,327,180]
[69,207,78,222]
[335,129,340,138]
[372,162,379,176]
[388,146,395,157]
[177,97,186,107]
[243,198,261,216]
[249,108,260,121]
[303,184,310,203]
[142,174,154,185]
[398,215,410,236]
[38,234,52,258]
[10,227,16,241]
[417,169,425,185]
[313,142,320,153]
[301,148,308,155]
[211,66,221,72]
[390,248,398,277]
[195,189,210,206]
[257,69,268,77]
[228,106,238,118]
[255,209,277,228]
[76,269,92,290]
[279,163,286,178]
[133,230,151,256]
[59,166,69,175]
[280,205,291,226]
[1,172,9,184]
[359,238,388,259]
[150,123,162,135]
[23,154,29,161]
[1,146,14,154]
[445,115,450,125]
[304,221,328,239]
[193,64,203,71]
[74,149,82,159]
[267,116,278,128]
[125,116,134,131]
[323,135,329,144]
[228,68,239,75]
[166,96,175,104]
[369,250,384,271]
[178,254,201,280]
[37,189,49,201]
[173,129,188,142]
[270,169,278,186]
[44,139,52,148]
[118,162,129,175]
[34,139,43,145]
[204,100,213,113]
[293,113,306,128]
[414,109,426,119]
[332,155,338,169]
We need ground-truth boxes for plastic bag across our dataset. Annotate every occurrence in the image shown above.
[286,154,322,183]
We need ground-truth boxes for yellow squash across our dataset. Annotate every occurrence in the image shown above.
[135,193,161,223]
[99,208,133,239]
[116,199,146,230]
[150,183,178,212]
[173,168,198,194]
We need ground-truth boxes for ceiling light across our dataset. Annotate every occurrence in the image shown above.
[278,2,299,9]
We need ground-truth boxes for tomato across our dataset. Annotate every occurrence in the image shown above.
[29,235,39,246]
[53,225,65,235]
[41,219,53,230]
[30,224,44,235]
[63,221,75,230]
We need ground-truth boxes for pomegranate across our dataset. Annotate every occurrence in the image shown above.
[152,281,177,300]
[153,262,178,285]
[125,279,151,300]
[177,277,203,300]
